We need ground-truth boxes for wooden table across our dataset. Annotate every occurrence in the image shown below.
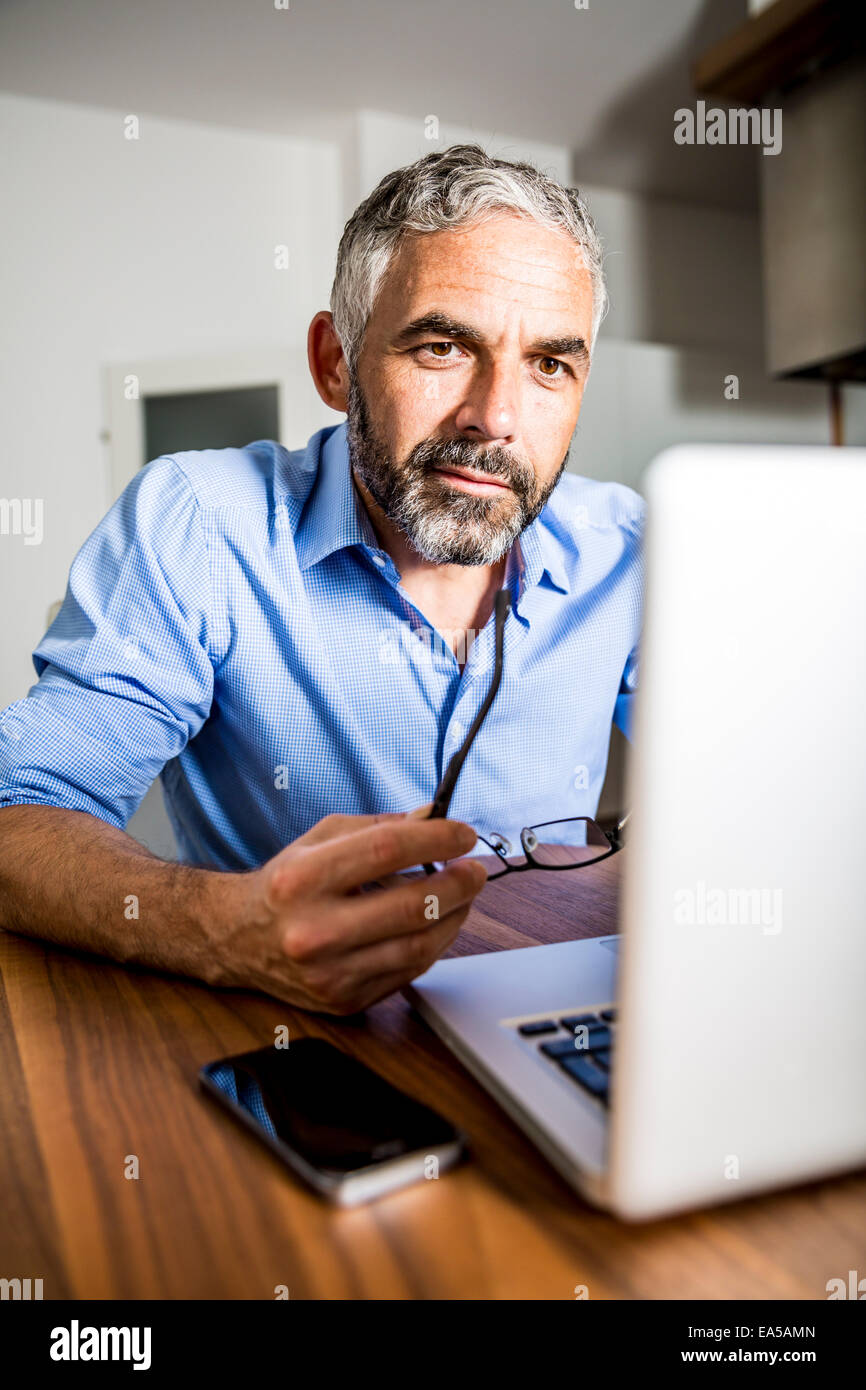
[2,857,864,1300]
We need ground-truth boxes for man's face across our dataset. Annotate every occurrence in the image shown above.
[347,212,595,566]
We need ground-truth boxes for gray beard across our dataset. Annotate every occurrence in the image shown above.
[346,378,567,566]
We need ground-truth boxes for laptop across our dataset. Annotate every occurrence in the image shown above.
[407,444,866,1220]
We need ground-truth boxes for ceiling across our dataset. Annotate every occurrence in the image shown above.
[0,0,758,209]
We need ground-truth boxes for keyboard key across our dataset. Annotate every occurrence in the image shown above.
[540,1037,583,1059]
[559,1054,609,1100]
[560,1013,599,1031]
[517,1019,558,1037]
[599,1008,617,1023]
[592,1049,612,1070]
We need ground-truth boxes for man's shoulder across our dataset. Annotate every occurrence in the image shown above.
[145,428,333,512]
[544,470,645,540]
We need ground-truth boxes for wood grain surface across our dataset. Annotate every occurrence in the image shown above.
[1,855,863,1300]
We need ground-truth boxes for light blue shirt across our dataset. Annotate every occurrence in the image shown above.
[0,423,643,869]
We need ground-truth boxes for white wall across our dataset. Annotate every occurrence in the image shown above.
[351,109,572,211]
[0,93,341,708]
[574,339,838,492]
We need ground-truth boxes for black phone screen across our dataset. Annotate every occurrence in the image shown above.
[200,1038,460,1174]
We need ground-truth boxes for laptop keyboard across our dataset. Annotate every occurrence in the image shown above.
[515,1007,616,1106]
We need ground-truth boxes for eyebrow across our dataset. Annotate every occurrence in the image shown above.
[394,313,484,345]
[394,313,589,364]
[530,335,589,363]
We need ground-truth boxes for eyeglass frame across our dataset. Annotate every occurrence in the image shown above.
[422,588,628,877]
[471,813,628,881]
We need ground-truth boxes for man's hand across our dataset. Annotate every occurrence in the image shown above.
[214,810,487,1013]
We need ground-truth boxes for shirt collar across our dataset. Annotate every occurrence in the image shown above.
[294,423,378,571]
[294,421,571,596]
[512,510,571,599]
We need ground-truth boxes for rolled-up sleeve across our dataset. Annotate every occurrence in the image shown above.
[0,457,214,828]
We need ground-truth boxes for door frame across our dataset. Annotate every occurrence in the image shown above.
[103,346,331,501]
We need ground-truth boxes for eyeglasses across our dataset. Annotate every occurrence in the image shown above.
[423,589,627,879]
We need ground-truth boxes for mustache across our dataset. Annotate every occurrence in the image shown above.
[406,437,535,491]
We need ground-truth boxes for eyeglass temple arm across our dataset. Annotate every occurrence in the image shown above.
[421,588,510,878]
[428,588,510,822]
[606,811,630,851]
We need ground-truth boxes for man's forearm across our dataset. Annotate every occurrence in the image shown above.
[0,804,487,1014]
[0,805,238,984]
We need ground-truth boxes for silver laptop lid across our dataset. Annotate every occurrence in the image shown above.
[609,445,866,1218]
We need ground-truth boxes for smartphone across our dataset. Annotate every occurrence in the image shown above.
[199,1038,466,1206]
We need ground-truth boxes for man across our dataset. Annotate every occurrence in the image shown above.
[0,145,642,1014]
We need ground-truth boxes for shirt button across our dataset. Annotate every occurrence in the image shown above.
[371,553,386,568]
[452,720,465,741]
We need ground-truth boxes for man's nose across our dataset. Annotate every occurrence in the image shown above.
[453,362,519,445]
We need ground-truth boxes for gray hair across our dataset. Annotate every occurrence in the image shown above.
[330,144,607,373]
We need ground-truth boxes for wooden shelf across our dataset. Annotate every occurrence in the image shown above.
[692,0,864,102]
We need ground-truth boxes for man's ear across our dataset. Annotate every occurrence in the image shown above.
[307,311,350,412]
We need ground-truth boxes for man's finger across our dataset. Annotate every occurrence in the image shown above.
[289,816,479,895]
[285,811,407,851]
[338,900,471,986]
[312,901,472,1009]
[284,857,486,958]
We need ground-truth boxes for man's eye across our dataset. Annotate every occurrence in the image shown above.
[426,341,456,358]
[537,356,565,377]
